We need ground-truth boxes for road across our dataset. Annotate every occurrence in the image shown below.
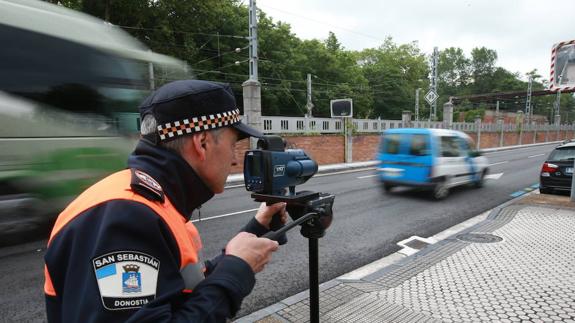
[0,143,557,322]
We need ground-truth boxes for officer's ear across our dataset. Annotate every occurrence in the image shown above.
[187,132,208,161]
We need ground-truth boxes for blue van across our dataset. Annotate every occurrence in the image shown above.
[376,128,489,199]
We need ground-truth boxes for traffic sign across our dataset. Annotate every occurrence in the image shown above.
[425,90,438,104]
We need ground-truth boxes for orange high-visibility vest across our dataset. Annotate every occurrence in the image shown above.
[44,169,204,296]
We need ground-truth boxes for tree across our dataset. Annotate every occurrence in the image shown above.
[51,1,571,121]
[470,47,498,93]
[438,47,470,95]
[325,31,341,53]
[357,38,428,119]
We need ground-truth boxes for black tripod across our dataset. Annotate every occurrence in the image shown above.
[254,191,334,323]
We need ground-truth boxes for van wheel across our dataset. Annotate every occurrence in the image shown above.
[432,182,449,200]
[474,170,487,188]
[383,183,394,193]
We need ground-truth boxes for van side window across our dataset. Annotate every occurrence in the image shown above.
[440,136,462,157]
[383,134,401,154]
[459,138,471,152]
[410,134,428,155]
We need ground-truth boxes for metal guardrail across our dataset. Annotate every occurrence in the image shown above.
[258,116,575,134]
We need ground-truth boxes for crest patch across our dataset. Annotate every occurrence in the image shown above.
[92,251,160,310]
[130,169,164,201]
[135,170,162,191]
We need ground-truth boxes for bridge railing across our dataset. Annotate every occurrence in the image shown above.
[257,116,574,134]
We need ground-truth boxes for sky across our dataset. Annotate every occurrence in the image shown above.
[257,0,575,82]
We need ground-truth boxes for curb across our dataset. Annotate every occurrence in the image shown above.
[480,140,562,153]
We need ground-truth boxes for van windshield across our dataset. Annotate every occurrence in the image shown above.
[382,134,401,154]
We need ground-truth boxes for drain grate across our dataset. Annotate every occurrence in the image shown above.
[405,239,431,250]
[456,233,503,243]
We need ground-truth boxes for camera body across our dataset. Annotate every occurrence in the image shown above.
[244,135,317,195]
[244,149,318,194]
[243,135,334,240]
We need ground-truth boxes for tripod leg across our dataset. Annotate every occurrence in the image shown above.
[309,238,319,323]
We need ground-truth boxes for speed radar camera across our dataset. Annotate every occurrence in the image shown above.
[330,99,353,118]
[551,40,575,90]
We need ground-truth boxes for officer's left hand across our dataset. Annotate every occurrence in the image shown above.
[255,202,288,229]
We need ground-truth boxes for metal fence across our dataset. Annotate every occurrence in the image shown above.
[258,116,575,135]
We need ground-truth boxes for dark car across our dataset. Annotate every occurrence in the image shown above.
[539,141,575,194]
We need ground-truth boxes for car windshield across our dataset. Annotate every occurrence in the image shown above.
[549,147,575,161]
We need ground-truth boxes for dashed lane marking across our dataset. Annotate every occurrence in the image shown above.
[357,174,378,179]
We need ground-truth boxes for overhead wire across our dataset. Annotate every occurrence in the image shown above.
[258,4,384,43]
[118,25,248,39]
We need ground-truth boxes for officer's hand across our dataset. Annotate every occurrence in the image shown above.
[225,232,279,273]
[255,202,288,229]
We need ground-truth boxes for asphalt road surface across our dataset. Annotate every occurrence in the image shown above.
[0,143,558,322]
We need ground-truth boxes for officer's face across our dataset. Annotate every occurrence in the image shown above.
[202,127,239,193]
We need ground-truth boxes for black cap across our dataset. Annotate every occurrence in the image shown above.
[139,80,262,143]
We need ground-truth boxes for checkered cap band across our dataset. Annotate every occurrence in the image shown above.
[157,108,241,141]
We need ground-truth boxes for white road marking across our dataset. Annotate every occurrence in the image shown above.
[224,184,245,189]
[489,161,508,167]
[191,208,259,223]
[357,174,378,179]
[485,172,504,180]
[528,153,545,158]
[315,167,376,177]
[339,210,492,281]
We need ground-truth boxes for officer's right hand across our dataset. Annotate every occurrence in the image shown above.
[225,232,279,273]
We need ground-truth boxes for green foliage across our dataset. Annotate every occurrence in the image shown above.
[357,38,428,119]
[52,0,575,121]
[463,108,486,123]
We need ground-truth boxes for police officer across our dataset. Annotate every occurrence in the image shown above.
[44,80,286,322]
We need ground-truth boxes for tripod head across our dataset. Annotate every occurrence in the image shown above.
[251,191,334,239]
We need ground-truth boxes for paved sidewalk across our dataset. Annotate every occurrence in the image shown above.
[236,193,575,322]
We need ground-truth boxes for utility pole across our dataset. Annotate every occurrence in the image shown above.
[306,73,314,117]
[247,0,258,81]
[496,100,500,118]
[554,90,562,125]
[243,0,261,149]
[415,88,421,121]
[525,76,533,124]
[429,47,439,121]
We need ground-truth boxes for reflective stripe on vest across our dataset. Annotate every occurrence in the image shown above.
[44,169,204,296]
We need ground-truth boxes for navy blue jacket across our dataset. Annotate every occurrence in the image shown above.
[44,140,270,322]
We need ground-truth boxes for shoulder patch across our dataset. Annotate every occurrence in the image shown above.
[92,251,160,311]
[130,169,164,202]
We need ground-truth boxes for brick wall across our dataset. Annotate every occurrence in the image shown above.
[230,134,345,173]
[352,135,381,161]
